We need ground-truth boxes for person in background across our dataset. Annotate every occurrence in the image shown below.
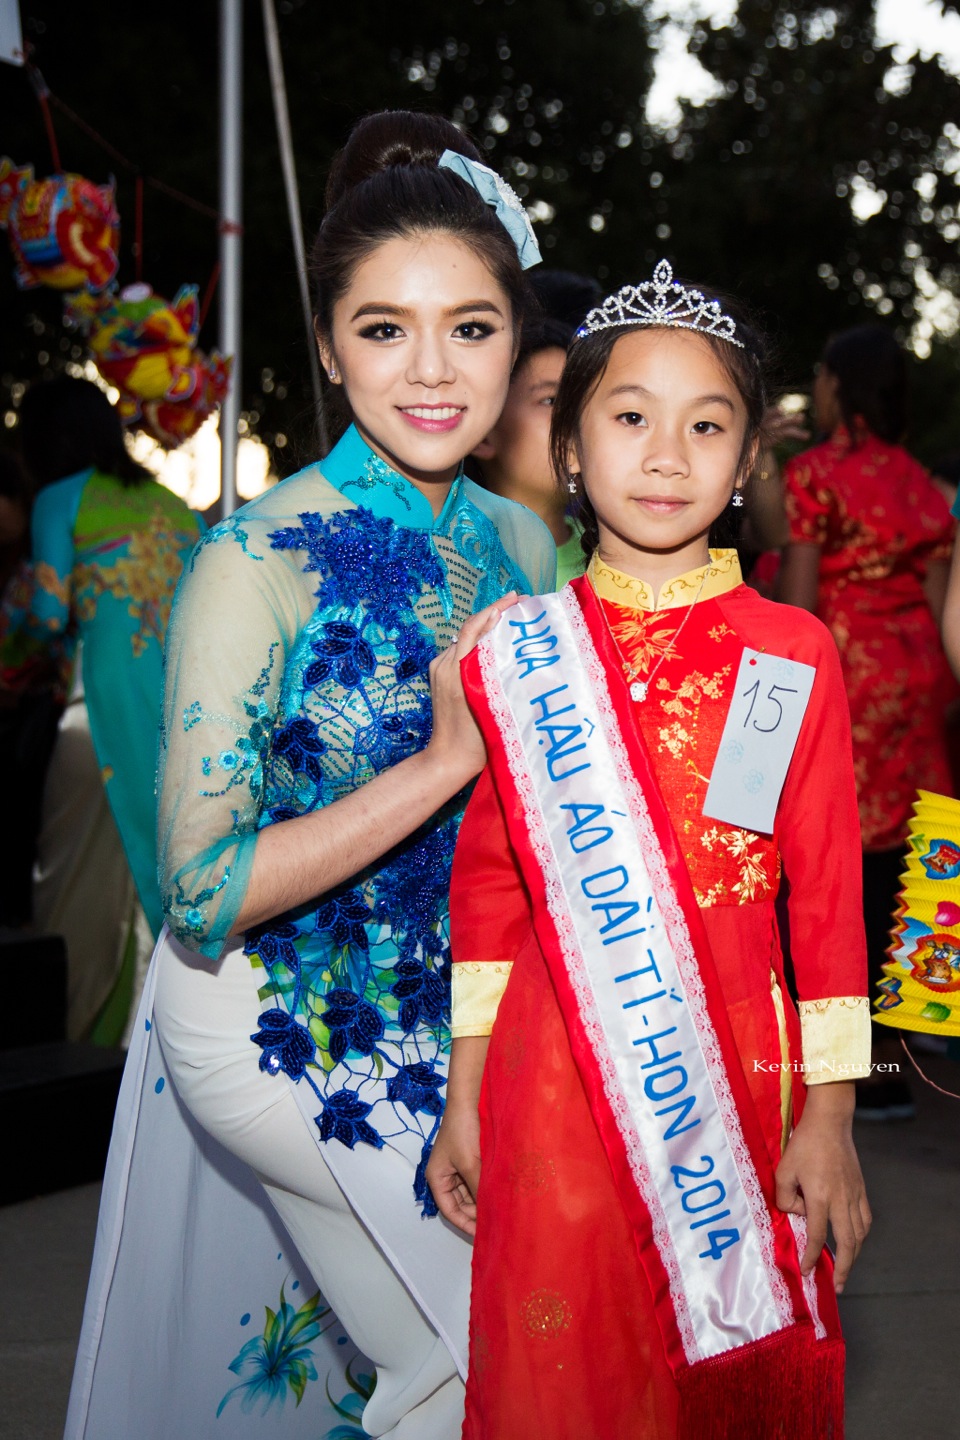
[779,325,955,1121]
[0,449,69,928]
[19,376,203,1040]
[473,269,600,586]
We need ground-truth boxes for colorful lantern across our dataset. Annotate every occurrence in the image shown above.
[124,353,232,448]
[0,158,119,292]
[69,283,231,449]
[875,789,960,1037]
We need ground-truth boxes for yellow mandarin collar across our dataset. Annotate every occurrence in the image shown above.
[588,548,743,612]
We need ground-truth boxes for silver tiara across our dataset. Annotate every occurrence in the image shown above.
[575,260,743,348]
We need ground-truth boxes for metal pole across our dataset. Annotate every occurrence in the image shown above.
[262,0,327,455]
[218,0,242,518]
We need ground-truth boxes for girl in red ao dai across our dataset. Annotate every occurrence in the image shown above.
[428,272,872,1440]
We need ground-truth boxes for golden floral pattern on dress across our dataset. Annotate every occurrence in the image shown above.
[34,561,70,626]
[699,826,776,903]
[798,996,871,1016]
[472,1333,492,1375]
[519,1289,573,1340]
[510,1151,557,1194]
[608,611,685,676]
[500,1027,526,1077]
[74,511,189,657]
[599,573,781,909]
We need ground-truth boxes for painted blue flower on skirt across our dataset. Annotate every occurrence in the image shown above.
[313,889,371,952]
[244,919,300,969]
[320,988,385,1064]
[273,715,326,779]
[390,958,445,1032]
[304,621,376,689]
[317,1090,384,1149]
[217,1285,327,1417]
[250,1008,315,1078]
[386,1061,445,1118]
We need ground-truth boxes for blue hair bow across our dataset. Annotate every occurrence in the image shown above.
[437,149,542,270]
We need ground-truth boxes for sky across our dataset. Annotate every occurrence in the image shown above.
[646,0,960,125]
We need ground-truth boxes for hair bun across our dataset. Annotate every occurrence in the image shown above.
[325,110,482,209]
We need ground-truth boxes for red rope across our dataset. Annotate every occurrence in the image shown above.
[900,1035,960,1099]
[40,81,225,223]
[25,66,61,171]
[199,261,222,327]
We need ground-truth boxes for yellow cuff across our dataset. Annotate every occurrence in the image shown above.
[451,962,513,1038]
[798,996,872,1083]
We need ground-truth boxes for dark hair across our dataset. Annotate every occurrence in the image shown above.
[932,451,960,489]
[821,325,906,445]
[311,110,534,440]
[0,449,31,507]
[18,376,152,490]
[550,284,768,563]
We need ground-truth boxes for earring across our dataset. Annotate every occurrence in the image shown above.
[731,489,744,507]
[567,473,579,494]
[328,368,337,381]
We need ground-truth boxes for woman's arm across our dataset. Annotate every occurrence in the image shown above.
[923,557,950,628]
[941,537,960,679]
[231,603,511,933]
[158,521,516,955]
[776,541,821,612]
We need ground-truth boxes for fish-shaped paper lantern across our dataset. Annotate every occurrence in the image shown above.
[69,283,232,448]
[0,158,119,292]
[126,353,232,448]
[69,282,200,400]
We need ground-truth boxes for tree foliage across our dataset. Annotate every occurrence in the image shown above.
[1,0,958,469]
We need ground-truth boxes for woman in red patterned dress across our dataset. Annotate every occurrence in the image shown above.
[779,326,955,1118]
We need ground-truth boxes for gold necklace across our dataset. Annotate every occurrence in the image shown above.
[593,565,712,701]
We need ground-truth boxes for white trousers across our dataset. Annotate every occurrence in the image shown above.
[153,940,465,1440]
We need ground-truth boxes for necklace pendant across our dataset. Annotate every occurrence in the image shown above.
[630,680,648,701]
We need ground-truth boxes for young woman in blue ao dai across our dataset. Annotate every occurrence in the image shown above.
[66,112,554,1440]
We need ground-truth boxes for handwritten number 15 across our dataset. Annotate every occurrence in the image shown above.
[741,681,798,733]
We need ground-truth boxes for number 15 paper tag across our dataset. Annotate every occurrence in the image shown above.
[703,648,816,835]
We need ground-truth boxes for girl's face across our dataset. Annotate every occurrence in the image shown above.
[321,233,516,497]
[571,328,752,571]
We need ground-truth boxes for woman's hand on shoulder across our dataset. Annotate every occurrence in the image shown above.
[425,592,517,789]
[425,1102,482,1237]
[775,1080,871,1293]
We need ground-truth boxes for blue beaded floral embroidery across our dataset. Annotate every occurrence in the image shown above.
[245,507,472,1215]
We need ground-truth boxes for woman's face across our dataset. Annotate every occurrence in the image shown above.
[322,233,516,494]
[571,328,751,570]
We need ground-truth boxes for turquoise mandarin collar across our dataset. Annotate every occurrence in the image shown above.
[319,424,464,533]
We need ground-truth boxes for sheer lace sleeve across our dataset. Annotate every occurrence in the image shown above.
[157,525,302,958]
[465,483,558,595]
